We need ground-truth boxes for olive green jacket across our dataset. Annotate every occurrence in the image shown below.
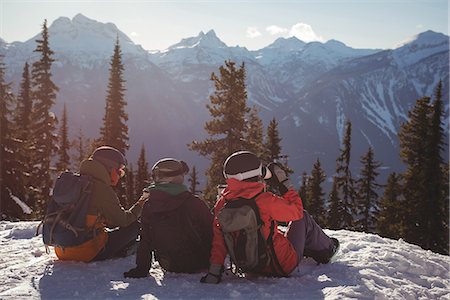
[80,159,142,228]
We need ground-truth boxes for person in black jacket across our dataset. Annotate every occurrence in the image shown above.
[124,158,213,278]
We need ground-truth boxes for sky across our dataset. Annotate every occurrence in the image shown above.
[0,0,448,51]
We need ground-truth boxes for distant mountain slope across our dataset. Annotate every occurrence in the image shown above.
[1,14,448,184]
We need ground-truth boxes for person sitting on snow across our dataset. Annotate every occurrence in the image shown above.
[200,151,339,283]
[53,146,148,262]
[124,158,213,278]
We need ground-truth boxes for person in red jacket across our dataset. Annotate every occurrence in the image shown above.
[201,151,339,283]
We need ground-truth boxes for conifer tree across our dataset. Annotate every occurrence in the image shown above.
[73,128,90,168]
[30,20,59,216]
[189,60,250,204]
[327,177,342,229]
[377,172,404,238]
[56,103,70,172]
[135,144,150,195]
[99,36,129,153]
[333,120,356,229]
[125,164,135,209]
[264,117,282,163]
[14,62,32,144]
[188,166,200,196]
[98,37,129,206]
[399,82,448,254]
[306,158,327,226]
[355,147,381,233]
[298,171,309,207]
[0,56,23,219]
[12,62,33,216]
[426,81,448,254]
[246,106,264,157]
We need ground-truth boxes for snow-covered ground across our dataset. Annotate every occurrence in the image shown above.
[0,221,449,300]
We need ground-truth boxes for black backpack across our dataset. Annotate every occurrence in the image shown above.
[41,171,95,247]
[217,195,272,273]
[146,193,210,273]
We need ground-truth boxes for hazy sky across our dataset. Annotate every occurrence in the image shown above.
[1,0,448,51]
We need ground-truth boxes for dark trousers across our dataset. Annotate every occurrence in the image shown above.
[286,210,333,264]
[92,221,140,261]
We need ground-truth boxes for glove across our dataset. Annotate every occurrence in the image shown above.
[200,264,223,284]
[123,267,149,278]
[266,163,293,195]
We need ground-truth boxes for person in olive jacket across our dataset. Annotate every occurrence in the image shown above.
[124,158,213,278]
[54,146,148,262]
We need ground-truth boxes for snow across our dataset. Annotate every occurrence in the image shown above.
[1,221,449,299]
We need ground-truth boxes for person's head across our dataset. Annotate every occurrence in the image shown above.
[151,158,189,184]
[90,146,127,186]
[223,151,271,182]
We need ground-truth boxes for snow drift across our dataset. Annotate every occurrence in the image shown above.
[0,221,449,299]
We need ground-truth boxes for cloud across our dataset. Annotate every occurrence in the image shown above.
[130,32,138,37]
[266,25,288,35]
[289,23,324,42]
[416,24,424,29]
[246,26,262,38]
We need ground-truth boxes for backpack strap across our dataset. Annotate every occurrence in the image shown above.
[249,191,288,277]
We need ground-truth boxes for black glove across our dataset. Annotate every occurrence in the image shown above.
[123,267,149,278]
[200,264,223,284]
[266,163,293,195]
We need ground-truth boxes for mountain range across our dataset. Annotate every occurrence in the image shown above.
[2,14,449,186]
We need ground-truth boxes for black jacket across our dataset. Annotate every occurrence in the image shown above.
[135,189,213,273]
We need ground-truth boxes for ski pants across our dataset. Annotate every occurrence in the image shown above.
[92,221,140,261]
[286,210,333,264]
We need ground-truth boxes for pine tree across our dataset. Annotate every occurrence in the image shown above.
[333,120,356,229]
[0,56,24,219]
[56,103,70,172]
[298,171,309,207]
[264,117,282,163]
[98,36,129,153]
[29,20,59,217]
[135,144,150,195]
[189,60,250,204]
[98,37,129,206]
[306,158,327,226]
[377,172,404,238]
[398,82,448,254]
[355,147,381,233]
[426,81,448,254]
[73,128,90,168]
[246,106,264,157]
[327,177,342,229]
[125,164,135,209]
[188,166,200,196]
[12,62,33,216]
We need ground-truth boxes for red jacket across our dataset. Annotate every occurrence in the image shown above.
[209,178,304,275]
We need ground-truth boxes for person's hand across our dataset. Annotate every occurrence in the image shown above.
[123,267,148,278]
[267,163,293,194]
[200,264,223,284]
[136,191,150,206]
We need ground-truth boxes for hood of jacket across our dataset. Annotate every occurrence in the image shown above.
[145,183,189,213]
[80,159,110,185]
[223,178,265,201]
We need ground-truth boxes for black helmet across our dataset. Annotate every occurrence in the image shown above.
[223,151,270,181]
[151,158,189,184]
[91,146,126,171]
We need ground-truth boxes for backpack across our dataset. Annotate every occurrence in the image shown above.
[41,171,95,247]
[217,195,272,273]
[146,192,210,273]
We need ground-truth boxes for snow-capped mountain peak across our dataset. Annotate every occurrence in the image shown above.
[265,36,306,51]
[392,30,449,67]
[168,29,227,50]
[43,13,144,56]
